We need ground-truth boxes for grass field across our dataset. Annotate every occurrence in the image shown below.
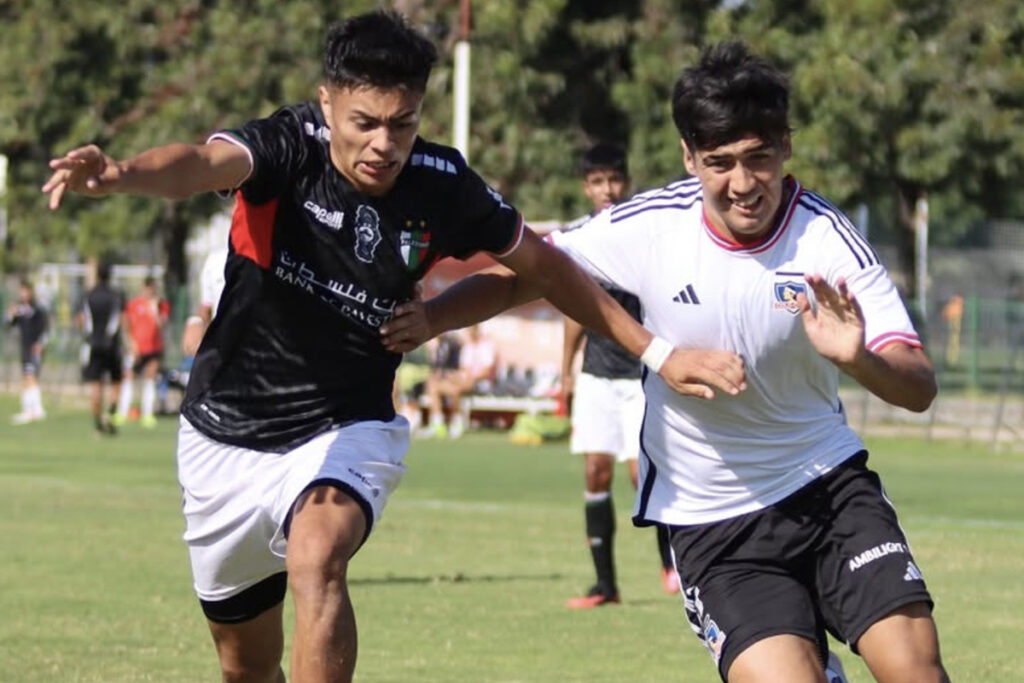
[2,403,1023,682]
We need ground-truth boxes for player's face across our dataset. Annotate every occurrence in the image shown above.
[683,134,791,243]
[319,84,424,196]
[582,169,630,212]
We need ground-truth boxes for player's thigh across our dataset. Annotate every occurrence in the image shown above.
[178,419,291,616]
[207,599,285,679]
[612,378,644,462]
[813,452,934,652]
[670,523,824,680]
[727,633,826,683]
[275,416,410,562]
[856,602,947,683]
[570,374,624,456]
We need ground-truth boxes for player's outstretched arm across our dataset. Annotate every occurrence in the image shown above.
[798,274,936,412]
[382,231,747,399]
[42,140,251,210]
[496,231,745,399]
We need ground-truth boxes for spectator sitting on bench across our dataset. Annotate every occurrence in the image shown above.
[423,325,497,438]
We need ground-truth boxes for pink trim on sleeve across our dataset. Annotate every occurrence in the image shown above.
[867,331,922,353]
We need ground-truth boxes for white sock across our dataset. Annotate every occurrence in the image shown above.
[141,379,157,417]
[118,381,134,416]
[20,388,31,415]
[28,385,44,416]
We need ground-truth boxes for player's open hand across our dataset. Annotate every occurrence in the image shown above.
[380,285,431,353]
[658,349,747,400]
[42,145,122,210]
[798,274,865,366]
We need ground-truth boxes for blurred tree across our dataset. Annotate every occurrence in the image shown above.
[709,0,1024,290]
[2,0,1021,300]
[0,0,377,285]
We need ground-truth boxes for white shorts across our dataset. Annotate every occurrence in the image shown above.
[177,416,409,603]
[570,373,645,462]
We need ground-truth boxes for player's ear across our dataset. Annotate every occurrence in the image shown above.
[681,140,698,176]
[318,85,332,120]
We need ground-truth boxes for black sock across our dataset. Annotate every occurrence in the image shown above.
[585,494,616,596]
[656,524,674,571]
[94,415,105,431]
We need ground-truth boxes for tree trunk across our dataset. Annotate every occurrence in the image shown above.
[893,181,919,296]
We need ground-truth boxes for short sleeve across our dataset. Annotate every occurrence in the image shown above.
[843,264,922,352]
[545,209,643,296]
[208,106,310,205]
[443,161,524,259]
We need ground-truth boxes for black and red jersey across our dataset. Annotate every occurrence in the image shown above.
[183,102,523,452]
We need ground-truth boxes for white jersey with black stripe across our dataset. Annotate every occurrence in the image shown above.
[548,176,921,526]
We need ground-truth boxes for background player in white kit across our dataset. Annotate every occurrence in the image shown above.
[43,12,744,683]
[394,41,947,683]
[560,143,678,608]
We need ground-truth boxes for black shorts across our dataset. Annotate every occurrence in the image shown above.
[132,351,163,375]
[21,348,42,377]
[83,347,124,382]
[668,451,932,680]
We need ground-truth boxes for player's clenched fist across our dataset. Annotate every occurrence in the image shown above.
[41,144,122,210]
[658,348,747,400]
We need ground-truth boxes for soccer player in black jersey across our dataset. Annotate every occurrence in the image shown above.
[559,144,679,608]
[43,10,744,683]
[6,279,48,424]
[78,261,126,435]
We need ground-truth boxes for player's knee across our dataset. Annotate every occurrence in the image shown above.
[219,655,282,683]
[286,537,352,598]
[584,456,614,491]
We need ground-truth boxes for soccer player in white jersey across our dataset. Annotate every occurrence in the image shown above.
[391,42,947,683]
[560,143,679,608]
[43,12,744,683]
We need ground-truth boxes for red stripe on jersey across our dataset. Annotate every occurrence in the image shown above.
[229,194,278,269]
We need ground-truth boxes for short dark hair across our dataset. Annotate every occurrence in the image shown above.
[96,262,112,284]
[671,41,790,152]
[581,143,629,178]
[143,275,156,288]
[323,10,438,92]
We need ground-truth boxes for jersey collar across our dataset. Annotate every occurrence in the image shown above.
[701,176,802,254]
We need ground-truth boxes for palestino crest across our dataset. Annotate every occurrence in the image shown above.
[773,278,806,316]
[354,204,382,264]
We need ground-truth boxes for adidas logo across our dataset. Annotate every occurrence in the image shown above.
[673,284,701,304]
[904,561,923,582]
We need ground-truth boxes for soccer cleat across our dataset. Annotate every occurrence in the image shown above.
[140,414,158,429]
[566,586,620,610]
[661,567,681,594]
[10,412,35,425]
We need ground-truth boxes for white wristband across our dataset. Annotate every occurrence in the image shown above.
[640,336,673,374]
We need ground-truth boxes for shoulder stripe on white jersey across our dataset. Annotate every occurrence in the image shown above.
[612,195,701,224]
[801,191,879,262]
[799,192,879,267]
[611,178,701,216]
[798,198,874,269]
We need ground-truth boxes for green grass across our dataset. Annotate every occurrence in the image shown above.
[1,404,1022,682]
